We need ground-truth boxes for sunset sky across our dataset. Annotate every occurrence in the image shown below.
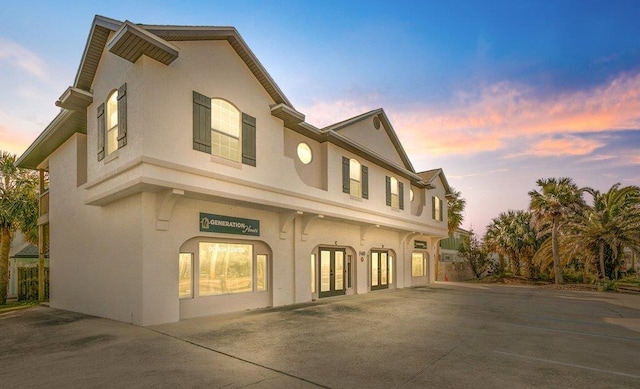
[1,1,639,233]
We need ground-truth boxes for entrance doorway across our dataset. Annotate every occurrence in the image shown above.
[319,248,346,298]
[371,250,391,290]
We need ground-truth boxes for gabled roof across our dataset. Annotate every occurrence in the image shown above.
[18,15,448,193]
[418,168,453,196]
[11,244,48,258]
[322,109,416,174]
[74,16,292,106]
[18,15,293,169]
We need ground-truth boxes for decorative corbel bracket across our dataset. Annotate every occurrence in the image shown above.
[156,189,184,230]
[280,211,303,239]
[400,231,418,246]
[301,214,324,241]
[360,224,380,246]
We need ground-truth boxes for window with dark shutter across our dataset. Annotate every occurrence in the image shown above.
[361,165,368,199]
[432,196,436,220]
[97,103,105,161]
[385,176,391,206]
[342,157,350,193]
[193,91,211,153]
[399,182,404,210]
[242,113,256,166]
[117,83,127,148]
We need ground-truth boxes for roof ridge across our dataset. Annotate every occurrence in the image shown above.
[321,108,383,132]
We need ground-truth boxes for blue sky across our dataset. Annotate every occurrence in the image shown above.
[2,1,639,233]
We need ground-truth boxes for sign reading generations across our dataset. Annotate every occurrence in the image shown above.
[414,240,428,249]
[199,213,260,236]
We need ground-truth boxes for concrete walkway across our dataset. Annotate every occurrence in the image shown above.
[1,284,639,388]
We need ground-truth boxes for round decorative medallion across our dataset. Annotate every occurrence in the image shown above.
[373,116,381,129]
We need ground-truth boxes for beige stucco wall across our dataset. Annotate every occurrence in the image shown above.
[83,38,447,237]
[335,115,406,168]
[48,133,144,324]
[44,34,449,325]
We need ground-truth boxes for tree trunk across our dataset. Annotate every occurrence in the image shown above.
[0,226,11,305]
[582,258,589,284]
[599,243,606,281]
[552,220,563,284]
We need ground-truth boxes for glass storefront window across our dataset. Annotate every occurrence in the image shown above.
[199,243,253,296]
[257,254,267,291]
[412,253,424,277]
[311,254,316,293]
[371,252,379,286]
[179,253,193,298]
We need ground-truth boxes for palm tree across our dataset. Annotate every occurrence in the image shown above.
[529,177,585,285]
[567,184,640,281]
[0,151,39,304]
[485,211,519,275]
[484,210,541,278]
[447,188,466,233]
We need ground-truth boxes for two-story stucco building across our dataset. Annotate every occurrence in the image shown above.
[18,15,452,325]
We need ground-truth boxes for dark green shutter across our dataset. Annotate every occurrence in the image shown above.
[361,165,368,199]
[97,103,105,161]
[439,198,444,221]
[242,113,256,166]
[385,176,391,206]
[399,182,404,210]
[342,157,350,193]
[193,91,211,153]
[117,83,127,148]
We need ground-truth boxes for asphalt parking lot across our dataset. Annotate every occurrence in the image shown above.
[1,283,639,388]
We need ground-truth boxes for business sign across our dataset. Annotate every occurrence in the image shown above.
[414,240,428,249]
[199,213,260,236]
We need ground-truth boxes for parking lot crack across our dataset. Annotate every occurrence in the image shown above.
[147,327,330,388]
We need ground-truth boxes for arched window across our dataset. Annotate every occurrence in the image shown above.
[211,99,241,162]
[106,90,119,155]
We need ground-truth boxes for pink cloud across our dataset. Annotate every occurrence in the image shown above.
[507,135,605,158]
[0,37,48,80]
[394,72,640,156]
[0,123,35,155]
[301,99,376,129]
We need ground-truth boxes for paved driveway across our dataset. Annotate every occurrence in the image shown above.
[1,283,639,388]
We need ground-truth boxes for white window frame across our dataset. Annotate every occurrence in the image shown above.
[211,98,241,162]
[390,177,400,209]
[349,158,362,197]
[106,90,119,155]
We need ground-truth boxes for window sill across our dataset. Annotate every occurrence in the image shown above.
[104,150,119,164]
[210,154,242,169]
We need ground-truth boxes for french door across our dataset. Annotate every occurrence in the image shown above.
[319,248,346,298]
[371,250,390,290]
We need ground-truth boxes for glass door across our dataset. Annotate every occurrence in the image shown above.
[371,250,390,290]
[319,248,346,298]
